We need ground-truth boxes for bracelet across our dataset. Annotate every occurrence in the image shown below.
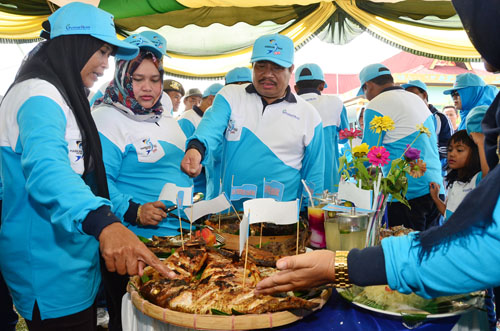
[333,251,351,288]
[136,205,142,226]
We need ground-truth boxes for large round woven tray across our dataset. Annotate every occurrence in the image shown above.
[127,278,331,330]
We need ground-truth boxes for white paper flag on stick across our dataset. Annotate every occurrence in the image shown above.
[159,183,193,206]
[338,180,372,210]
[243,198,298,225]
[184,194,231,223]
[239,213,249,256]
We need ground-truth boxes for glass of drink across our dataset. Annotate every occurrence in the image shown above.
[324,210,340,251]
[307,198,326,248]
[338,212,369,251]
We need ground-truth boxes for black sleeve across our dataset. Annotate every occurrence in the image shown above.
[347,246,388,286]
[123,200,140,225]
[187,139,206,161]
[82,205,121,240]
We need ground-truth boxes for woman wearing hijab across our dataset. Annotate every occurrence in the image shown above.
[255,0,500,316]
[443,73,498,131]
[0,3,173,330]
[92,33,192,331]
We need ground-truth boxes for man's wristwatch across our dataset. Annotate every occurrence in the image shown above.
[136,205,142,226]
[333,251,352,288]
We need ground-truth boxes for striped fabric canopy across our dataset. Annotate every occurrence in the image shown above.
[0,0,479,78]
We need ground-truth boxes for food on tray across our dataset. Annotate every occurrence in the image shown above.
[379,225,415,240]
[206,213,310,255]
[138,242,319,315]
[341,285,485,315]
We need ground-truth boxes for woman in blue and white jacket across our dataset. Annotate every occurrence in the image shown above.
[92,33,192,331]
[0,3,171,330]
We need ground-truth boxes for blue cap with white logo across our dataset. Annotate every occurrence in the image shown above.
[401,79,428,93]
[295,63,328,88]
[118,32,166,60]
[251,34,294,68]
[44,2,138,60]
[225,67,252,85]
[202,83,224,98]
[357,63,392,96]
[138,30,169,58]
[443,73,486,95]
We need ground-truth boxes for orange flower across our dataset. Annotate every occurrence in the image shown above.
[409,159,427,178]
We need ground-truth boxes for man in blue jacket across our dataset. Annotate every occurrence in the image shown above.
[402,80,453,172]
[180,34,325,208]
[358,65,443,230]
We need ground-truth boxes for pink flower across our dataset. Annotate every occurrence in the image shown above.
[367,146,390,167]
[339,128,363,140]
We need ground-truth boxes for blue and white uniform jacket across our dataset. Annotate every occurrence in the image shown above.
[0,79,112,320]
[383,194,500,298]
[92,103,192,238]
[188,84,325,208]
[445,172,482,222]
[178,106,208,195]
[298,90,349,193]
[362,87,444,200]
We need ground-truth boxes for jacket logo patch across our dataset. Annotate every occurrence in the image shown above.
[282,109,300,120]
[227,119,239,134]
[141,138,157,155]
[69,140,83,162]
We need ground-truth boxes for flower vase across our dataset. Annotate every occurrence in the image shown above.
[365,194,388,247]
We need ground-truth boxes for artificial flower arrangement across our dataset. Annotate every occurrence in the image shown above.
[338,116,431,209]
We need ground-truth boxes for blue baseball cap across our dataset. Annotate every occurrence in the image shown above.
[202,83,224,98]
[45,2,138,60]
[401,79,428,93]
[251,34,294,68]
[443,73,486,95]
[357,63,392,96]
[138,30,169,58]
[466,105,489,134]
[118,32,167,60]
[225,67,252,84]
[295,63,328,88]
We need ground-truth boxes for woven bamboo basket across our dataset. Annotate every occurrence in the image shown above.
[127,278,331,330]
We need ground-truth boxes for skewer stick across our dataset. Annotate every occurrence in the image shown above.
[243,209,250,288]
[259,223,263,248]
[229,203,242,222]
[218,213,221,231]
[243,237,249,288]
[178,213,184,250]
[228,175,234,215]
[296,221,300,255]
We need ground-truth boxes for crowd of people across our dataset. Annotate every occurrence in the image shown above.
[0,1,498,330]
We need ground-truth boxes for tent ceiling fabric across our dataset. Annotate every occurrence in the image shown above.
[0,0,481,77]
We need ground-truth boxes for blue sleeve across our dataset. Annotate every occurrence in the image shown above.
[362,108,385,147]
[99,133,134,220]
[177,118,195,138]
[338,105,350,144]
[301,123,325,193]
[17,96,111,234]
[89,90,103,107]
[188,93,231,164]
[382,198,500,298]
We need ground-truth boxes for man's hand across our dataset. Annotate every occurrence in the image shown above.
[181,148,203,177]
[255,250,335,295]
[138,201,167,226]
[99,223,176,278]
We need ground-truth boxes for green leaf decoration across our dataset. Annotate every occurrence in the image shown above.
[211,308,230,315]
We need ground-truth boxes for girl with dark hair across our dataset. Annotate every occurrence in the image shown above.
[0,3,172,330]
[429,130,482,223]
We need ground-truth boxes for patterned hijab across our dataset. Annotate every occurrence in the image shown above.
[96,50,164,122]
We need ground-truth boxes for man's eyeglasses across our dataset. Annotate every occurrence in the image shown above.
[451,90,460,98]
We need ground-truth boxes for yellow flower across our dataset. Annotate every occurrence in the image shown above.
[416,124,431,137]
[352,143,369,157]
[370,116,395,133]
